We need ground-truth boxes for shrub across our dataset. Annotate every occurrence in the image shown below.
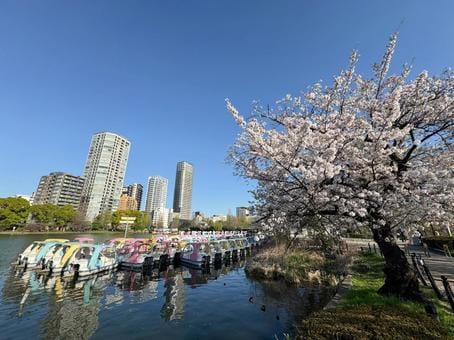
[245,243,345,285]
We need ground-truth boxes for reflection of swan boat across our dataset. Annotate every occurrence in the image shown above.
[15,239,70,268]
[114,270,159,305]
[33,273,111,339]
[62,244,118,278]
[182,266,213,286]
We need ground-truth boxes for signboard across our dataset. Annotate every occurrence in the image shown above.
[120,216,136,238]
[120,217,136,222]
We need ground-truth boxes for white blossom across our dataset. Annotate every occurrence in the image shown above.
[227,35,454,239]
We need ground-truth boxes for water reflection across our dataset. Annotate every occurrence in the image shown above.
[3,264,255,338]
[115,270,159,305]
[160,269,185,321]
[0,234,333,339]
[40,277,102,340]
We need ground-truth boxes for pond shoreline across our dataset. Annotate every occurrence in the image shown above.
[0,234,328,339]
[0,231,148,235]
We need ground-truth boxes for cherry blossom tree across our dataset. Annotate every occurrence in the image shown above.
[227,34,454,302]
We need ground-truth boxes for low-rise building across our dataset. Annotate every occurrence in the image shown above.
[15,194,32,203]
[193,211,204,224]
[211,214,227,222]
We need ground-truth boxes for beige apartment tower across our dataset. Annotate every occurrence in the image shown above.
[79,132,130,221]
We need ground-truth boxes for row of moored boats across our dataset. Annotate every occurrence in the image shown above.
[13,232,267,279]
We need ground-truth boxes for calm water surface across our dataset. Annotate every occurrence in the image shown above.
[0,234,331,340]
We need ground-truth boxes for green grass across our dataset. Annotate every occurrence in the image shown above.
[422,287,454,335]
[341,252,454,335]
[342,253,423,311]
[297,252,454,339]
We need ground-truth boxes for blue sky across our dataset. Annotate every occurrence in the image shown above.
[0,1,453,215]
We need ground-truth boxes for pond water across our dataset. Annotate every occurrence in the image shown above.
[0,234,332,340]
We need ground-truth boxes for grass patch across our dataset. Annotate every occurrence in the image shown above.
[298,252,454,339]
[298,305,448,339]
[422,287,454,335]
[342,253,425,313]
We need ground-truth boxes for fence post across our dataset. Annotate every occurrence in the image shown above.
[443,244,451,257]
[423,243,431,257]
[441,276,454,313]
[404,244,410,256]
[411,253,428,286]
[421,259,443,299]
[368,243,372,253]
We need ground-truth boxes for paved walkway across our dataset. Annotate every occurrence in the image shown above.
[343,239,454,290]
[405,245,454,286]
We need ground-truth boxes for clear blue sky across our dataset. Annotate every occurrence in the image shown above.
[0,1,453,215]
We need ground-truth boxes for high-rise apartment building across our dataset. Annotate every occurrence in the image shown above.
[79,132,130,221]
[122,183,143,210]
[145,175,168,214]
[33,172,85,208]
[172,161,193,220]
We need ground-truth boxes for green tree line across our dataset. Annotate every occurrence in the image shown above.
[0,197,30,230]
[1,197,253,232]
[0,197,78,231]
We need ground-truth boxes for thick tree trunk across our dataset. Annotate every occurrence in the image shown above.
[372,227,438,316]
